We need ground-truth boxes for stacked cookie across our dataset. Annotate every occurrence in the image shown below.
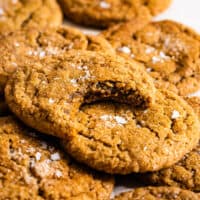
[0,0,200,199]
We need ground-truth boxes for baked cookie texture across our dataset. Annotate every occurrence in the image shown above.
[5,50,156,141]
[57,0,171,28]
[185,97,200,120]
[62,89,200,174]
[113,187,200,200]
[138,96,200,192]
[102,20,200,96]
[0,0,63,32]
[0,116,114,199]
[0,26,114,95]
[143,143,200,192]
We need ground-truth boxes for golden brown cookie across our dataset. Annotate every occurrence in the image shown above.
[142,143,200,192]
[113,187,200,200]
[62,89,200,174]
[57,0,171,28]
[0,116,114,199]
[0,25,114,95]
[5,50,155,142]
[102,20,200,96]
[137,96,200,191]
[0,0,62,32]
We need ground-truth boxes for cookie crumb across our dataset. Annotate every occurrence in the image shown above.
[48,98,55,104]
[171,110,180,119]
[99,1,111,9]
[51,152,61,161]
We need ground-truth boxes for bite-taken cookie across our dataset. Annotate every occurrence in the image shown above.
[0,26,114,95]
[113,187,200,200]
[102,20,200,96]
[0,0,62,33]
[57,0,171,28]
[5,50,156,142]
[0,116,114,199]
[0,96,9,116]
[62,89,200,174]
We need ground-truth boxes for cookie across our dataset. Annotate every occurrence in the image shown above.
[0,0,62,33]
[57,0,171,28]
[62,89,200,174]
[0,26,114,95]
[0,97,9,116]
[113,187,200,200]
[102,20,200,96]
[137,96,200,191]
[142,142,200,192]
[0,116,114,199]
[5,50,155,141]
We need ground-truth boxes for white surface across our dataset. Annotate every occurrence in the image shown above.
[64,0,200,198]
[155,0,200,33]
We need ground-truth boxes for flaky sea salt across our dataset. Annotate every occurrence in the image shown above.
[0,8,4,16]
[117,46,131,54]
[14,42,20,47]
[145,47,155,54]
[187,90,200,98]
[51,152,61,161]
[146,68,152,72]
[12,0,18,3]
[35,152,41,161]
[99,1,111,9]
[100,115,112,121]
[171,110,180,119]
[152,56,161,63]
[114,116,127,125]
[39,51,46,58]
[100,115,127,125]
[55,170,62,178]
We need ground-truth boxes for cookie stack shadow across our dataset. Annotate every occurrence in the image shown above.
[0,0,200,199]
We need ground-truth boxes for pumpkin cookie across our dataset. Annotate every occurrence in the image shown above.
[142,143,200,192]
[0,0,62,33]
[5,50,155,141]
[138,97,200,191]
[0,25,114,95]
[62,89,200,174]
[113,187,200,200]
[0,116,114,199]
[57,0,171,28]
[102,20,200,96]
